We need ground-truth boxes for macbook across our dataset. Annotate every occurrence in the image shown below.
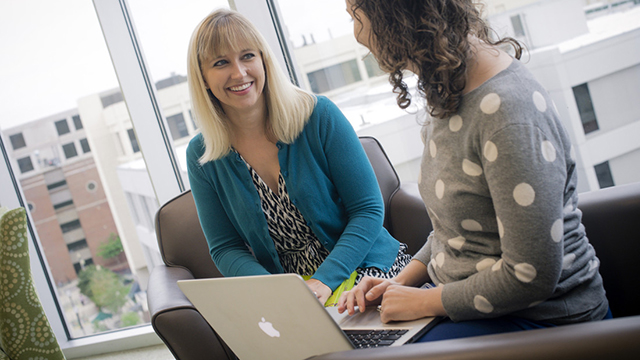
[178,274,439,360]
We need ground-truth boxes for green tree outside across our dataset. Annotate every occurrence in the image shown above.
[78,265,131,314]
[97,233,124,260]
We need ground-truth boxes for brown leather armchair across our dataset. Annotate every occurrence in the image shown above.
[147,136,431,359]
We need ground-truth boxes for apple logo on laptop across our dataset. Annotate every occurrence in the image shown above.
[259,317,280,337]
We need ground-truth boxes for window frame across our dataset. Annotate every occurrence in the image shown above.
[0,0,298,355]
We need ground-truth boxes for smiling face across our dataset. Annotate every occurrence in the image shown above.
[201,44,266,117]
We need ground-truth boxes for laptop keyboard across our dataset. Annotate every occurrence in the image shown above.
[344,329,409,348]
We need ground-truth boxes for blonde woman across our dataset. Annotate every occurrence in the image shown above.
[186,9,411,305]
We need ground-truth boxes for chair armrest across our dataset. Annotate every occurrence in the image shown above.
[308,316,640,360]
[388,183,432,256]
[147,265,236,360]
[147,265,196,314]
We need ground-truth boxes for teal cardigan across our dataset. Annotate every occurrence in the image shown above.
[186,96,399,290]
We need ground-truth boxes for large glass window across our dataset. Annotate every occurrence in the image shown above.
[125,0,231,182]
[0,0,158,341]
[274,0,424,182]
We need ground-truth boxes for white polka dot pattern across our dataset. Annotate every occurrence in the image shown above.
[492,259,503,272]
[533,91,547,112]
[513,183,535,206]
[461,219,483,232]
[435,180,445,199]
[480,93,501,114]
[514,263,537,283]
[474,295,494,313]
[483,141,498,162]
[435,252,445,268]
[541,141,556,162]
[476,258,497,272]
[462,159,483,176]
[449,115,463,132]
[497,217,504,238]
[447,236,466,250]
[562,253,576,270]
[429,140,437,158]
[551,219,563,243]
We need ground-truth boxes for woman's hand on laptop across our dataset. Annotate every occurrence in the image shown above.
[378,285,446,323]
[337,276,397,316]
[305,278,331,305]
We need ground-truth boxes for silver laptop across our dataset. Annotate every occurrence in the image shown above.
[178,274,439,360]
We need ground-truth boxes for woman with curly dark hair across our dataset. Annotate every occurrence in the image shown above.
[339,0,610,342]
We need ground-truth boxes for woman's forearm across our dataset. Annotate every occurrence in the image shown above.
[393,259,431,287]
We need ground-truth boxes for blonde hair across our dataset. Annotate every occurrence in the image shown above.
[187,8,316,163]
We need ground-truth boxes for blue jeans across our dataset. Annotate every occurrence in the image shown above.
[417,308,613,342]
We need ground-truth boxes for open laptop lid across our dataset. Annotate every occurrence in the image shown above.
[178,274,353,360]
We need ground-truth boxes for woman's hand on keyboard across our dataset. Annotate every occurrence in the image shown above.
[337,276,397,316]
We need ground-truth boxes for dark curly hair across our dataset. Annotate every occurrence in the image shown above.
[350,0,523,119]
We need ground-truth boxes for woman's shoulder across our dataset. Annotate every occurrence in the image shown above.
[461,60,557,130]
[186,133,205,158]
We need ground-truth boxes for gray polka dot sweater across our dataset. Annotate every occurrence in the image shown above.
[414,59,609,324]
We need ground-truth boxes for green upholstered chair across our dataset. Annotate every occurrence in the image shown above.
[0,207,66,360]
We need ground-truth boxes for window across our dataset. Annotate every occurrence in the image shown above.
[17,156,34,173]
[80,138,91,153]
[595,161,615,188]
[62,142,78,159]
[67,239,89,252]
[55,119,71,136]
[10,133,26,150]
[100,91,124,108]
[363,55,385,79]
[47,180,67,190]
[72,114,83,130]
[307,60,362,93]
[0,0,635,356]
[573,83,599,134]
[128,128,140,153]
[60,219,82,233]
[166,113,189,140]
[510,14,526,37]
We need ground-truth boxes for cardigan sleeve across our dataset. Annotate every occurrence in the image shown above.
[309,99,394,289]
[186,138,270,277]
[441,123,566,321]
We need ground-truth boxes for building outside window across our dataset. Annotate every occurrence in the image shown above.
[573,83,599,134]
[73,114,84,130]
[80,138,91,153]
[55,119,71,136]
[62,142,78,159]
[510,14,526,37]
[166,113,189,140]
[9,132,26,150]
[595,161,615,188]
[307,60,362,93]
[128,128,140,153]
[17,156,34,173]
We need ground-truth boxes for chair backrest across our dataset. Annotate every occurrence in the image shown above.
[0,208,65,360]
[155,190,222,279]
[359,136,401,230]
[577,181,640,318]
[155,137,402,278]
